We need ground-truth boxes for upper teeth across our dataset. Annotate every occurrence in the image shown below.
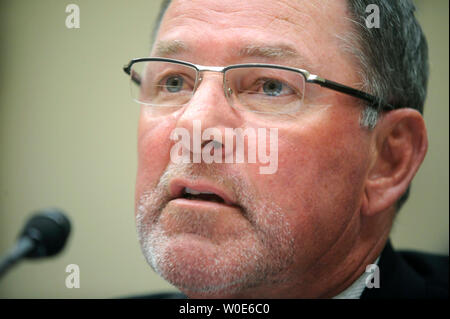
[184,187,214,195]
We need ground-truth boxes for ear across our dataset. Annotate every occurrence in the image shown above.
[363,109,428,216]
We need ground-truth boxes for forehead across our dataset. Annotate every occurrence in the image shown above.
[160,0,344,32]
[155,0,353,77]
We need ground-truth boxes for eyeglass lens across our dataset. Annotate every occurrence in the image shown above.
[130,61,305,114]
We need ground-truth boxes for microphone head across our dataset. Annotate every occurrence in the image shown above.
[19,208,71,258]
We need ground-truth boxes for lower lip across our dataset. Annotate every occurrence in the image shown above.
[161,199,245,239]
[169,198,239,210]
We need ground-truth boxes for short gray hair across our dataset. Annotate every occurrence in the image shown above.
[152,0,172,43]
[151,0,429,211]
[344,0,428,210]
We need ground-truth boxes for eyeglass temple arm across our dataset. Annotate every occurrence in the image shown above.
[308,77,394,111]
[123,63,141,86]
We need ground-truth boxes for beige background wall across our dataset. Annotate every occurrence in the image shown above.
[0,0,448,298]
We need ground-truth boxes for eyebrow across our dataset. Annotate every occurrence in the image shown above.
[237,44,297,59]
[153,40,315,70]
[154,40,188,56]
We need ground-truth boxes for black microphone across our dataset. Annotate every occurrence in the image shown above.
[0,208,71,279]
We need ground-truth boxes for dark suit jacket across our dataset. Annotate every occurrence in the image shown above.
[129,239,448,299]
[361,240,448,299]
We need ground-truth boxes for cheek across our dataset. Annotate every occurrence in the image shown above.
[135,112,176,202]
[247,115,370,252]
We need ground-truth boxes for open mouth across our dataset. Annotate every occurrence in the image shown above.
[170,179,238,207]
[181,187,226,204]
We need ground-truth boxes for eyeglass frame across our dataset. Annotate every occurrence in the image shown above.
[123,57,394,113]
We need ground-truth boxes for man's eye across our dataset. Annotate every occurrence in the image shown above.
[256,78,294,97]
[164,75,184,92]
[262,79,284,96]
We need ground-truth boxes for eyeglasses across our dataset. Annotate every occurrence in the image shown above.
[123,57,394,115]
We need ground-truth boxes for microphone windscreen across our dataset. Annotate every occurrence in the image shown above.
[19,209,71,258]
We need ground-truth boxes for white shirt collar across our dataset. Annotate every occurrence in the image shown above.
[332,257,380,299]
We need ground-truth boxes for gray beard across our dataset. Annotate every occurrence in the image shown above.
[135,163,295,295]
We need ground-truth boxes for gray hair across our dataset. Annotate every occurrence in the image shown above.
[152,0,172,44]
[151,0,429,211]
[344,0,429,210]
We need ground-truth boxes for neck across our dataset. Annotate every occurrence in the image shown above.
[305,208,395,299]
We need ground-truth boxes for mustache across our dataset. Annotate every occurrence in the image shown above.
[137,162,252,223]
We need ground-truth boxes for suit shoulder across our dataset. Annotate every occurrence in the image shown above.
[361,241,448,299]
[399,249,448,298]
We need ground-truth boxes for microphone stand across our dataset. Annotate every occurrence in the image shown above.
[0,237,35,279]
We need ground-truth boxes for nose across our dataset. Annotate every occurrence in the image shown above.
[174,72,242,162]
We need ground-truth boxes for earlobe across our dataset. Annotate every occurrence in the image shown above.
[363,109,428,216]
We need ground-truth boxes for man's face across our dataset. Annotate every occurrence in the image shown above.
[135,0,373,298]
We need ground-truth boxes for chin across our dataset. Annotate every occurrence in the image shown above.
[147,232,273,297]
